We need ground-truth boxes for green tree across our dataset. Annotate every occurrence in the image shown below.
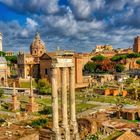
[111,55,127,62]
[91,55,105,61]
[5,55,17,64]
[115,64,125,72]
[0,51,5,57]
[37,79,51,95]
[127,53,140,58]
[136,59,140,65]
[83,62,97,74]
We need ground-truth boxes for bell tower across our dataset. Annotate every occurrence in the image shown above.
[133,36,140,53]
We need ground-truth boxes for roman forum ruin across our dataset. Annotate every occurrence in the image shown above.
[51,55,79,140]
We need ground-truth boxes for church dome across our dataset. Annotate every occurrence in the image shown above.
[30,32,46,57]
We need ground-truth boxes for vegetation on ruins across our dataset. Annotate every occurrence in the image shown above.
[37,78,51,95]
[83,62,99,74]
[84,55,115,74]
[127,53,140,58]
[136,59,140,65]
[91,55,106,61]
[111,53,140,62]
[84,52,140,74]
[39,106,52,115]
[115,64,125,72]
[31,118,48,128]
[111,54,127,62]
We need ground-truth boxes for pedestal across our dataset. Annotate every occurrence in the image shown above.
[26,96,38,113]
[9,95,20,111]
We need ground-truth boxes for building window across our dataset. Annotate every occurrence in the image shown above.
[45,69,48,75]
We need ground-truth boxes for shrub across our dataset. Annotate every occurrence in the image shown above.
[91,55,105,61]
[83,62,97,74]
[115,64,125,72]
[111,55,127,62]
[37,79,51,95]
[136,59,140,65]
[39,106,52,115]
[127,53,140,58]
[31,118,48,128]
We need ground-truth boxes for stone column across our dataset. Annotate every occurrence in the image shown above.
[61,67,70,140]
[11,81,20,111]
[51,68,60,140]
[69,66,79,139]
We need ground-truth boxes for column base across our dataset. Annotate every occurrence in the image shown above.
[25,103,38,113]
[52,128,61,140]
[70,121,80,140]
[9,101,20,111]
[61,125,70,140]
[25,96,38,113]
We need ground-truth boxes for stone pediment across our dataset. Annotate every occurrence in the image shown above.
[40,53,52,60]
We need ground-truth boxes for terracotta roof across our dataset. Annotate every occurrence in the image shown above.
[117,130,140,140]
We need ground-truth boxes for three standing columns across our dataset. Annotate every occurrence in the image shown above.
[51,66,79,140]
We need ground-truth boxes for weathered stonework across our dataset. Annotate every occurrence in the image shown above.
[25,96,38,113]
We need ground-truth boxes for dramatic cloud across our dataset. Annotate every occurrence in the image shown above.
[0,0,140,52]
[0,0,59,14]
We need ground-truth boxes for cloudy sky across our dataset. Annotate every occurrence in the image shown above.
[0,0,140,53]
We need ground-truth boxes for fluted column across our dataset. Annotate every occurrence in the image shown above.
[51,68,60,140]
[61,67,70,140]
[69,66,79,139]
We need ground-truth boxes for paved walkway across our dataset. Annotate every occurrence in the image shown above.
[77,101,115,117]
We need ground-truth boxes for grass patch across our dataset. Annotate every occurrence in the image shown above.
[20,80,37,88]
[103,131,124,140]
[31,118,48,129]
[76,103,99,113]
[36,97,51,106]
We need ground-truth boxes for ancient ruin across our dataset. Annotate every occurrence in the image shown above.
[51,55,79,140]
[9,81,20,111]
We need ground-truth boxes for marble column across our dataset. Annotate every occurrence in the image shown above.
[51,68,60,140]
[61,67,70,140]
[69,66,79,139]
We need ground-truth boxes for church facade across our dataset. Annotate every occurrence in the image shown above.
[17,33,46,79]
